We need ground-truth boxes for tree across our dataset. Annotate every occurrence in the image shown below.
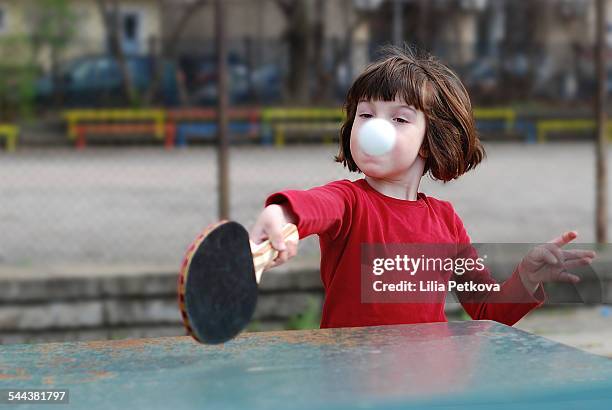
[26,0,77,107]
[95,0,137,105]
[145,0,211,105]
[275,0,311,104]
[276,0,365,104]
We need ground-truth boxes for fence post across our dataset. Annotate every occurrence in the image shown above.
[216,0,230,220]
[595,0,608,243]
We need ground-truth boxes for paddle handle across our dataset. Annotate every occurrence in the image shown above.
[250,223,299,284]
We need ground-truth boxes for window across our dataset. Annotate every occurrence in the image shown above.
[123,13,139,41]
[120,11,141,54]
[0,8,6,34]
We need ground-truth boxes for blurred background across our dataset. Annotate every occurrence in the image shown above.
[0,0,610,356]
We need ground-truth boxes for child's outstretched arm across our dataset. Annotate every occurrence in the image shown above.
[250,180,357,269]
[250,203,299,268]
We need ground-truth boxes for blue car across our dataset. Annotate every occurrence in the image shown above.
[179,54,283,105]
[35,55,180,107]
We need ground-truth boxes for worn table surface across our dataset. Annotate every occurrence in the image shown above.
[1,321,612,409]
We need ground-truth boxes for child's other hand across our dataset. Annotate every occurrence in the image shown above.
[517,231,596,293]
[250,204,298,268]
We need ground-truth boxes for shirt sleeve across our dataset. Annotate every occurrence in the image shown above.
[451,207,546,326]
[264,180,356,240]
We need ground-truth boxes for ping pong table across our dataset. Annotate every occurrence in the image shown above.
[1,321,611,409]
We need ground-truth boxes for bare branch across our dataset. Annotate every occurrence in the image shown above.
[164,0,210,55]
[275,0,294,16]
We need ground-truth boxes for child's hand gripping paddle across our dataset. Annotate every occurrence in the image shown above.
[178,221,299,344]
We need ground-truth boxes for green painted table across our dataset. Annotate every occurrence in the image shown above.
[1,321,611,409]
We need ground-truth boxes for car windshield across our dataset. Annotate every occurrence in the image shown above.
[71,60,97,82]
[95,58,118,76]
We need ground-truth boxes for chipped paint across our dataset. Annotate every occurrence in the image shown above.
[42,375,55,385]
[0,368,31,381]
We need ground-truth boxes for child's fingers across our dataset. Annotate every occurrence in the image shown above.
[270,248,289,267]
[563,257,594,270]
[250,211,277,245]
[557,271,581,284]
[532,246,560,266]
[562,249,596,260]
[543,244,565,266]
[274,240,298,262]
[286,240,298,259]
[548,231,578,248]
[267,240,298,269]
[265,221,287,252]
[249,220,265,243]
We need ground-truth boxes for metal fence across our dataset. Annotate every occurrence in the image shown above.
[2,137,611,269]
[0,3,609,272]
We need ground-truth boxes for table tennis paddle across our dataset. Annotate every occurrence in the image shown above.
[178,220,299,344]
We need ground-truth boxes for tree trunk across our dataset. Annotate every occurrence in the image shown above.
[284,0,311,104]
[144,0,210,106]
[312,0,332,104]
[96,0,137,106]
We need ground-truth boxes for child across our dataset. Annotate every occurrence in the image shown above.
[250,45,596,329]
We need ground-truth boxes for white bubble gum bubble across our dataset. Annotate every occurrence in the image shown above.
[358,118,397,156]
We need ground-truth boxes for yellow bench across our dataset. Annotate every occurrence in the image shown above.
[274,122,342,146]
[0,124,18,152]
[64,109,166,147]
[261,108,345,146]
[473,108,516,131]
[536,119,612,143]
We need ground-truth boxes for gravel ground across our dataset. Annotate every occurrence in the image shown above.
[515,305,612,357]
[1,142,611,355]
[0,141,611,268]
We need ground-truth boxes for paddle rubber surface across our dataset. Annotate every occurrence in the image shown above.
[179,221,258,344]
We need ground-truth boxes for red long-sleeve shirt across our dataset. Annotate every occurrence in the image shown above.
[265,178,545,328]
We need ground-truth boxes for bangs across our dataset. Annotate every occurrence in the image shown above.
[348,57,431,112]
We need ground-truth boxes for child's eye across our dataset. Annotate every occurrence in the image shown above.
[358,113,373,119]
[394,118,409,124]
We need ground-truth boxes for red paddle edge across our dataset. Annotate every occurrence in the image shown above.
[177,219,229,343]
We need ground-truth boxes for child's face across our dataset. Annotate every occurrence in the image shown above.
[350,97,427,179]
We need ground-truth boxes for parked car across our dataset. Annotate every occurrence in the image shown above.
[179,53,282,105]
[35,55,180,107]
[461,58,499,102]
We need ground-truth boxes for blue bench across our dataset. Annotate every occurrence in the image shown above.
[176,122,259,147]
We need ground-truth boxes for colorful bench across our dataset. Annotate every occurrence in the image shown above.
[473,108,516,131]
[535,119,612,143]
[0,124,18,152]
[261,108,345,146]
[167,108,260,147]
[472,108,533,142]
[273,122,342,146]
[64,109,171,149]
[175,123,259,146]
[74,123,175,149]
[63,107,612,148]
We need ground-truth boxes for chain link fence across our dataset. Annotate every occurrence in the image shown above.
[0,1,609,271]
[1,143,611,270]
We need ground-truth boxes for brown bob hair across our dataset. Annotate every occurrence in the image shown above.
[335,45,485,182]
